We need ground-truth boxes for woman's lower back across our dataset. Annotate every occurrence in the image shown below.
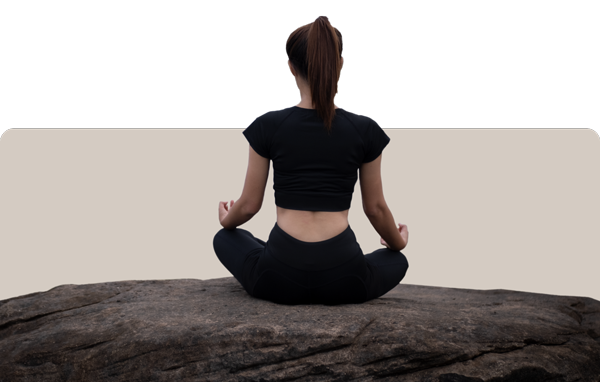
[276,206,350,243]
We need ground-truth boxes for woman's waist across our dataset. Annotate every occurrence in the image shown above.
[266,221,362,271]
[275,221,349,243]
[276,206,349,242]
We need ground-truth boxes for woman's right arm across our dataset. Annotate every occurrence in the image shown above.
[359,153,407,251]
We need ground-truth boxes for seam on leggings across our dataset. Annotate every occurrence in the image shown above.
[252,268,370,297]
[268,247,364,272]
[250,268,309,297]
[309,274,368,295]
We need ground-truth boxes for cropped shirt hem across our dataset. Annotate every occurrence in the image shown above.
[275,192,351,212]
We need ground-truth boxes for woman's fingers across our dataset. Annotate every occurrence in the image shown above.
[219,200,235,212]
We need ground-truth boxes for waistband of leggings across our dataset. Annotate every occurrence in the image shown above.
[267,222,362,271]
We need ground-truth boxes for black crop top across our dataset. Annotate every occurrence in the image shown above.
[243,106,390,212]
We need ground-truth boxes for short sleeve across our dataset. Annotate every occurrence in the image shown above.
[242,117,270,159]
[363,120,391,163]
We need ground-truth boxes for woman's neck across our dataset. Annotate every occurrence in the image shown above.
[295,101,340,110]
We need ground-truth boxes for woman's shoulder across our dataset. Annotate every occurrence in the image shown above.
[253,106,298,127]
[334,108,382,137]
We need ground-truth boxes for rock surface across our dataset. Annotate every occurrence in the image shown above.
[1,277,599,382]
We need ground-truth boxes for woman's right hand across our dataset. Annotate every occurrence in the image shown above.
[380,223,409,250]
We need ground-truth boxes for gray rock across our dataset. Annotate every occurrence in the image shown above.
[1,277,599,381]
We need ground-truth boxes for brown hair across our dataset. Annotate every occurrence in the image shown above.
[286,16,343,134]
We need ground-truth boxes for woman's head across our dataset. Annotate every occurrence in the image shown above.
[286,16,343,133]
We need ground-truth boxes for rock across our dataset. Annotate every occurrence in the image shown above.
[0,277,599,381]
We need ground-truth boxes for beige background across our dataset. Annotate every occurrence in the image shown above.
[1,128,598,301]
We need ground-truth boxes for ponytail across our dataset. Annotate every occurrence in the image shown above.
[286,16,343,134]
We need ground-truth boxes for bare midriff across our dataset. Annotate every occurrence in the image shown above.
[276,206,350,242]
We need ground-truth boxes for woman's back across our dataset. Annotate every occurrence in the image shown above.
[243,104,390,243]
[275,105,348,243]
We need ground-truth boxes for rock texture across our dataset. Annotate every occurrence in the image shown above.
[1,277,599,382]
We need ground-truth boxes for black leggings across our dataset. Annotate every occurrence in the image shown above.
[213,222,409,305]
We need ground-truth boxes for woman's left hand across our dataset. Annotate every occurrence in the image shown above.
[218,199,235,225]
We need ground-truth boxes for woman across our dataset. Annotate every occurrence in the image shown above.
[213,16,409,305]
